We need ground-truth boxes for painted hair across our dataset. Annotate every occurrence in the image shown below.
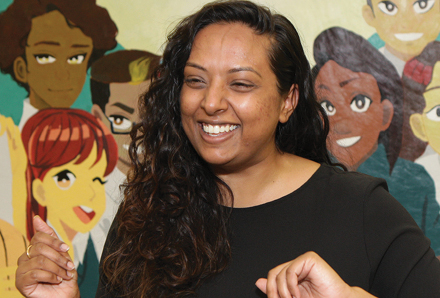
[400,41,440,161]
[22,108,118,240]
[313,26,403,172]
[0,0,118,89]
[90,50,161,112]
[103,1,333,297]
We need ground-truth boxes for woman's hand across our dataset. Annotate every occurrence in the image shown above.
[15,216,80,298]
[255,251,376,298]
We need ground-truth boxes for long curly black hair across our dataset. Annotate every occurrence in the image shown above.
[102,1,332,297]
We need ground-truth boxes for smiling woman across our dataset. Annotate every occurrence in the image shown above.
[14,1,440,298]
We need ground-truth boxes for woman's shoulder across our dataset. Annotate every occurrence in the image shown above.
[308,163,389,197]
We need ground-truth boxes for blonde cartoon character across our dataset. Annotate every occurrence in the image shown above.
[411,60,440,204]
[8,108,117,296]
[363,0,440,75]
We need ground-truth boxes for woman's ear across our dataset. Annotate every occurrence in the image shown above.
[13,57,28,84]
[279,84,299,123]
[32,179,47,207]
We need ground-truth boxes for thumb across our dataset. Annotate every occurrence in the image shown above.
[255,278,268,294]
[33,215,58,238]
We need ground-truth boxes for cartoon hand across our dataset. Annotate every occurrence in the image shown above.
[255,251,376,298]
[0,115,27,174]
[15,216,80,298]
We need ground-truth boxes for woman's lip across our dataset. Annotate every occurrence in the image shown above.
[198,123,239,141]
[73,206,96,224]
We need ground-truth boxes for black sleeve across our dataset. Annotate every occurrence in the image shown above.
[95,218,120,298]
[363,181,440,297]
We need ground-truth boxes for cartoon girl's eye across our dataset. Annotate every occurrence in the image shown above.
[53,170,76,190]
[378,1,398,15]
[93,177,106,185]
[320,100,336,116]
[350,95,372,113]
[413,0,435,14]
[34,54,56,64]
[67,54,86,64]
[426,104,440,121]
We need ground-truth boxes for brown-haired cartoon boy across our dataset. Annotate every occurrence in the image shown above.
[0,0,118,128]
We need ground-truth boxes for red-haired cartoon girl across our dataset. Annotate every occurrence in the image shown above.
[1,108,117,296]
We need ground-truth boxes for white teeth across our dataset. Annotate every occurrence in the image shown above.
[394,33,423,41]
[202,124,238,135]
[79,205,93,213]
[336,136,361,148]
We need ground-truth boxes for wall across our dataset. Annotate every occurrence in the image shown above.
[0,0,439,296]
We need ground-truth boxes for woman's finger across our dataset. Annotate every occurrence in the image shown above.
[255,278,268,294]
[27,242,75,271]
[17,254,74,281]
[275,264,295,298]
[30,217,70,254]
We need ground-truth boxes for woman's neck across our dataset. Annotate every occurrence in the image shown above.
[216,152,320,208]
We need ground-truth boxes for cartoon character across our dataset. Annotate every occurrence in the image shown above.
[410,59,440,205]
[362,0,440,75]
[1,109,117,296]
[0,219,28,297]
[0,0,118,128]
[90,50,161,176]
[400,41,440,161]
[313,27,402,172]
[86,50,161,253]
[313,27,440,255]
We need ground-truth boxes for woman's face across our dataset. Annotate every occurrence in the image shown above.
[180,23,295,172]
[315,60,393,170]
[32,142,107,234]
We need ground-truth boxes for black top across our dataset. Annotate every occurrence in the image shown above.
[96,164,440,298]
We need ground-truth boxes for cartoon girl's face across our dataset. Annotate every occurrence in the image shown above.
[410,62,440,154]
[315,60,393,169]
[364,0,440,59]
[16,10,93,110]
[32,142,107,234]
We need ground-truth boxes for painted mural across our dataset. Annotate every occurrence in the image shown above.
[0,0,439,296]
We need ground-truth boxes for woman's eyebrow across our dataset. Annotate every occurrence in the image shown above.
[185,62,206,71]
[228,67,262,78]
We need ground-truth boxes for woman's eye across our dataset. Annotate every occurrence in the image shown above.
[53,170,76,190]
[108,115,133,131]
[320,100,336,116]
[34,54,56,64]
[231,82,254,91]
[413,0,435,14]
[67,54,86,64]
[184,77,206,89]
[426,104,440,121]
[378,1,398,15]
[350,95,372,113]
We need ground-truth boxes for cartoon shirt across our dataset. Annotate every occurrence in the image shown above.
[18,99,38,130]
[379,47,405,76]
[358,144,440,255]
[416,145,440,206]
[90,166,126,260]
